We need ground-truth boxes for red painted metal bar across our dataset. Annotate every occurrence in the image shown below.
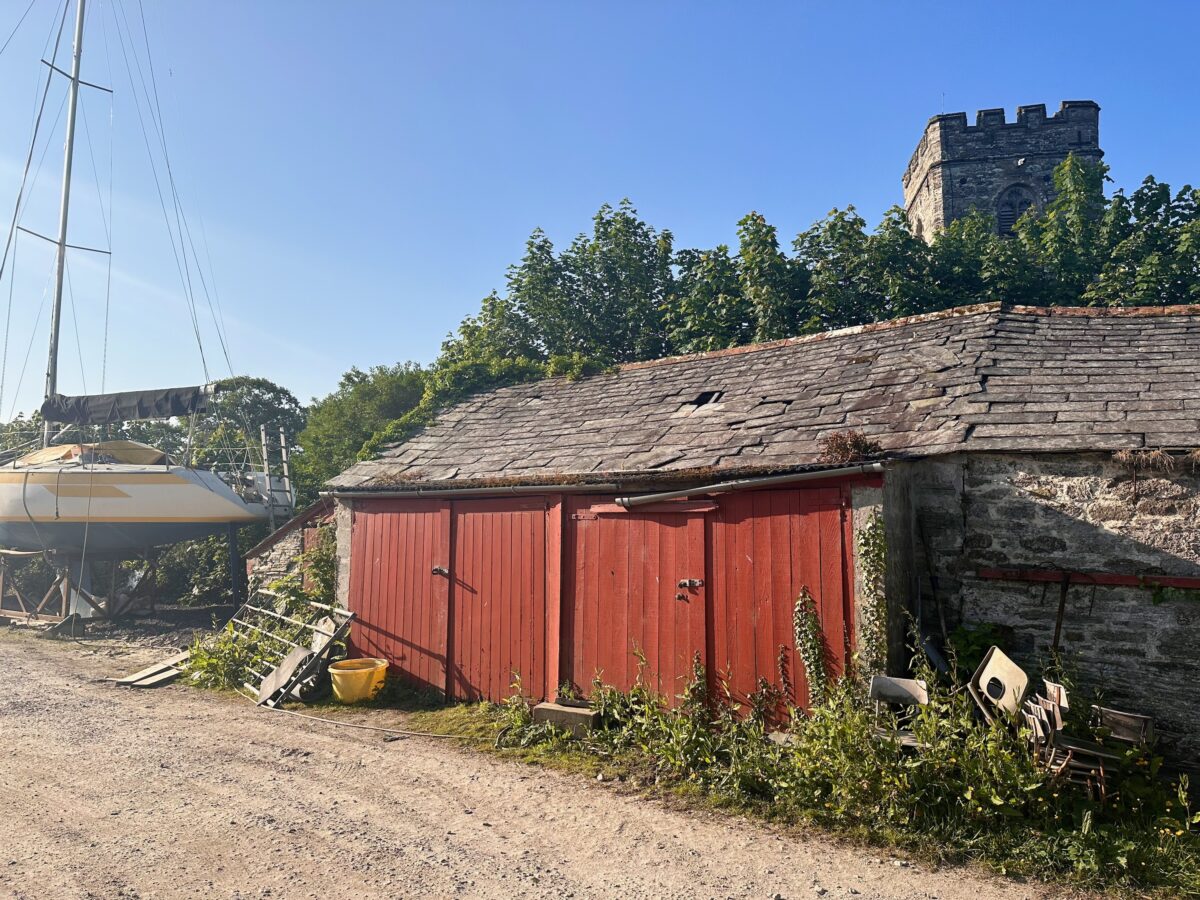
[976,567,1200,590]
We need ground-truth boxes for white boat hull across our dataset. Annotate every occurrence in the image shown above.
[0,463,269,555]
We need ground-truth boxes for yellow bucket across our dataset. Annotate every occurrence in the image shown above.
[329,658,388,703]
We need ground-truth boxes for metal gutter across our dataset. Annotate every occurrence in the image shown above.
[322,482,621,501]
[613,462,886,508]
[323,462,885,505]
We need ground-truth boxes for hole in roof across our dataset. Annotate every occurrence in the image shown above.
[687,390,723,407]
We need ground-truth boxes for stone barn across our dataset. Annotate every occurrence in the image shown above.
[327,303,1200,757]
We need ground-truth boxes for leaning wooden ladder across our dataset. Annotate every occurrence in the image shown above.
[224,588,356,708]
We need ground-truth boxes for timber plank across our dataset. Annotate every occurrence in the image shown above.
[113,651,190,685]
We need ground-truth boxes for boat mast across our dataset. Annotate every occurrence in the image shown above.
[42,0,87,448]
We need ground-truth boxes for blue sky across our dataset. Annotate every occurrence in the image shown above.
[0,1,1195,418]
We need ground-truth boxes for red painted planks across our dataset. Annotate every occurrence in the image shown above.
[346,500,451,695]
[707,488,852,713]
[449,499,547,702]
[564,499,707,703]
[348,483,859,714]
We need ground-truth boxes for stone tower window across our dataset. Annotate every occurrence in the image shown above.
[996,184,1037,235]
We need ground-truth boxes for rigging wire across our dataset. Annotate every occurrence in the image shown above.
[0,1,70,417]
[6,261,55,421]
[0,0,40,61]
[76,57,115,395]
[106,0,208,380]
[116,0,231,381]
[115,0,267,476]
[0,233,17,414]
[132,0,234,379]
[63,259,86,393]
[0,1,70,299]
[99,0,115,391]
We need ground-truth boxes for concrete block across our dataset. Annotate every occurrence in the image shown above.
[532,702,600,737]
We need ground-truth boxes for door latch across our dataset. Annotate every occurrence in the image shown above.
[677,578,704,589]
[431,565,449,576]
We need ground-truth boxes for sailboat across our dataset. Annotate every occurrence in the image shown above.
[0,0,292,613]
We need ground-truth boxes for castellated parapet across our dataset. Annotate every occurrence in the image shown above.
[903,101,1102,241]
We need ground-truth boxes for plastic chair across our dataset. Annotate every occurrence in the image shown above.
[968,646,1029,722]
[869,675,928,750]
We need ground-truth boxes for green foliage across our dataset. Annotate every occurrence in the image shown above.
[359,355,546,460]
[353,157,1200,474]
[203,376,306,445]
[545,353,613,381]
[479,654,1200,893]
[186,529,339,689]
[667,245,752,352]
[946,622,1008,681]
[792,587,828,707]
[292,363,425,499]
[154,524,266,607]
[855,511,887,677]
[738,211,808,342]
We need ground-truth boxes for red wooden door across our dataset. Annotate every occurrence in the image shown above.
[565,499,707,702]
[347,500,450,694]
[708,487,851,712]
[449,499,547,702]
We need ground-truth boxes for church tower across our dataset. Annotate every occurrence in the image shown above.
[902,101,1102,241]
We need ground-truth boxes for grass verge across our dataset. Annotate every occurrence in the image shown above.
[354,667,1200,898]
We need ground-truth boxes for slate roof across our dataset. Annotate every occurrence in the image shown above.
[329,303,1200,491]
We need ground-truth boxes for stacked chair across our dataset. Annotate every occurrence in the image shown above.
[868,674,930,750]
[873,646,1156,802]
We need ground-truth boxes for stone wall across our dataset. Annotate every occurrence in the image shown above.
[903,101,1102,239]
[334,500,353,610]
[246,528,305,591]
[246,501,335,594]
[899,452,1200,760]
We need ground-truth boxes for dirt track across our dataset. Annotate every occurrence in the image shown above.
[0,631,1069,900]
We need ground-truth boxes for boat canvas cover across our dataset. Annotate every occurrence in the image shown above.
[40,385,210,425]
[16,440,171,466]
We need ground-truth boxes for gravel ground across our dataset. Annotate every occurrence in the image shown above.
[0,630,1083,900]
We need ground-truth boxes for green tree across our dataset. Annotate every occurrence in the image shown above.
[667,246,751,352]
[1085,179,1200,306]
[292,363,426,499]
[204,376,306,444]
[737,211,808,341]
[794,207,878,330]
[1016,153,1109,305]
[555,200,675,362]
[927,210,995,307]
[863,207,935,319]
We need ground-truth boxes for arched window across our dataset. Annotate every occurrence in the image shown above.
[996,185,1037,236]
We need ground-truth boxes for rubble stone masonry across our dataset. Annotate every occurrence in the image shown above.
[903,101,1102,239]
[897,452,1200,761]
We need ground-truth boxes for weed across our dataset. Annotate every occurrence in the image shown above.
[465,649,1200,893]
[186,529,341,690]
[818,430,883,464]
